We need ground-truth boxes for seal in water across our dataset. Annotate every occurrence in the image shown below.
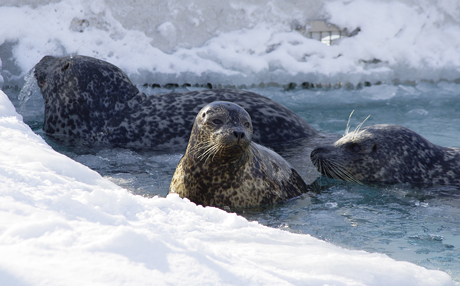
[169,101,310,208]
[310,124,460,186]
[34,55,317,150]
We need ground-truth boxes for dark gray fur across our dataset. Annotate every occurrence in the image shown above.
[310,124,460,186]
[34,55,317,150]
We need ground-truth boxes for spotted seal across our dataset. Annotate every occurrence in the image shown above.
[169,101,310,208]
[34,55,317,150]
[310,124,460,186]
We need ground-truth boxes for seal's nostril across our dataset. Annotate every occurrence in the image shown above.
[233,131,244,139]
[310,146,326,159]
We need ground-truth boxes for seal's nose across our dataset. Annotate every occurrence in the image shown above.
[310,146,326,160]
[233,131,245,140]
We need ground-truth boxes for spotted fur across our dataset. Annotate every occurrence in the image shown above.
[169,101,310,208]
[310,124,460,186]
[34,55,317,150]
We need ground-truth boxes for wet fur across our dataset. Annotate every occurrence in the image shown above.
[169,102,310,208]
[34,55,317,150]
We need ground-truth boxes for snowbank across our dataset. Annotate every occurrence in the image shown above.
[1,0,460,87]
[0,89,454,285]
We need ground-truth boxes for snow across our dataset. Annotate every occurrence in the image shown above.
[1,0,460,87]
[0,88,455,285]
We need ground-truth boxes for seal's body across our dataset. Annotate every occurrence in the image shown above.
[311,124,460,186]
[34,55,316,150]
[169,101,309,208]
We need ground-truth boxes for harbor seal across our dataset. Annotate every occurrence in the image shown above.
[34,55,317,150]
[310,124,460,186]
[169,101,310,208]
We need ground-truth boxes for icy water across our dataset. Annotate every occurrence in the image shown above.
[6,81,460,281]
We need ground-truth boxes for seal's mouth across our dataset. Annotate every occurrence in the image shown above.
[231,144,244,151]
[34,55,58,91]
[33,68,43,87]
[216,143,248,159]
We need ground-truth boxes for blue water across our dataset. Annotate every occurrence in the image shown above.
[5,81,460,282]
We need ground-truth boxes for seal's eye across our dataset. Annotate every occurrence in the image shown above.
[350,143,360,152]
[61,62,70,72]
[202,112,206,118]
[372,144,377,152]
[244,122,250,128]
[212,119,223,125]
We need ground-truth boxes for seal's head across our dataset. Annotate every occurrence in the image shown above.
[34,55,139,105]
[188,101,253,162]
[34,55,140,141]
[310,124,447,185]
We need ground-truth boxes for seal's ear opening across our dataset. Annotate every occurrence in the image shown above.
[61,62,71,72]
[372,144,377,152]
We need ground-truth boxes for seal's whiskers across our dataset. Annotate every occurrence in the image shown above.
[330,161,362,184]
[354,115,370,134]
[344,110,355,136]
[315,158,362,184]
[343,110,370,140]
[193,141,221,164]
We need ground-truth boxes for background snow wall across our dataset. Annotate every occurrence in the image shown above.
[1,0,460,89]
